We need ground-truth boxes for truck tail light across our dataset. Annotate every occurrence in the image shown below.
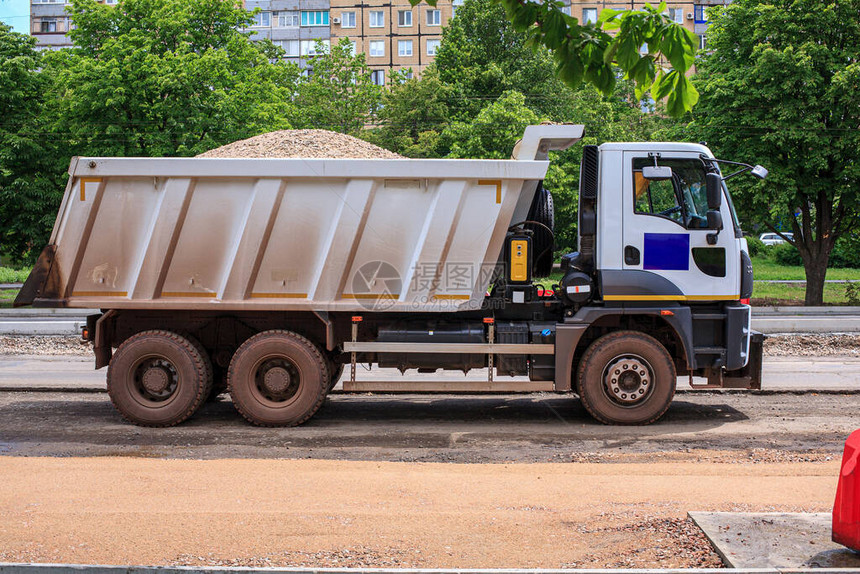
[740,298,750,305]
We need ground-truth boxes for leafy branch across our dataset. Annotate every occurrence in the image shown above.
[412,0,700,116]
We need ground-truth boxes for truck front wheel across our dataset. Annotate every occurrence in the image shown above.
[576,331,675,425]
[227,330,329,426]
[107,330,213,427]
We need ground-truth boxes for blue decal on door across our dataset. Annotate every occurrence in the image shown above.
[643,233,689,271]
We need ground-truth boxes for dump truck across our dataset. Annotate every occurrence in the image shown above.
[16,124,766,427]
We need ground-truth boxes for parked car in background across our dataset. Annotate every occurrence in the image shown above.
[760,232,793,246]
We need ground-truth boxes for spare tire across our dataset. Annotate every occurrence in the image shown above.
[526,183,555,277]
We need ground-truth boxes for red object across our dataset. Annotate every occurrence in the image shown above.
[351,316,363,322]
[483,317,495,324]
[660,310,674,316]
[833,429,860,551]
[740,297,751,305]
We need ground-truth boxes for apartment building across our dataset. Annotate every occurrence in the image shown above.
[244,0,331,69]
[329,0,459,86]
[29,0,119,49]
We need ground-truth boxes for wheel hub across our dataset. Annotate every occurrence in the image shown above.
[133,358,179,402]
[263,366,291,394]
[141,367,170,393]
[604,357,651,405]
[255,359,300,402]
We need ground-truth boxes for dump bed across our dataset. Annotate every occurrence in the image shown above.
[18,125,582,312]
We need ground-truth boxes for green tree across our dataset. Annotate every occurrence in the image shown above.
[293,39,382,134]
[433,0,574,120]
[688,0,860,305]
[415,0,700,116]
[0,24,62,263]
[441,90,542,159]
[361,68,452,157]
[44,0,300,157]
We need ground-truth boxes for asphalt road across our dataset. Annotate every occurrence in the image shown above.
[0,386,855,462]
[2,355,859,392]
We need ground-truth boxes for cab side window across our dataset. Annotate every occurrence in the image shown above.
[633,158,710,229]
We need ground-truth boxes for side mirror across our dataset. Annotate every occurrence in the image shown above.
[642,166,673,181]
[706,173,722,210]
[751,165,768,179]
[707,210,723,230]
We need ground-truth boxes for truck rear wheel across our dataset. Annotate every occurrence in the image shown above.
[107,330,212,427]
[227,330,329,426]
[576,331,675,425]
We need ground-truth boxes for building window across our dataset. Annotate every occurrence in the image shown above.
[301,11,329,27]
[103,0,118,4]
[275,39,300,56]
[694,5,708,23]
[341,11,356,28]
[40,18,58,33]
[32,0,65,3]
[369,10,384,27]
[405,70,413,80]
[300,39,329,56]
[698,34,707,50]
[452,0,464,17]
[426,9,441,26]
[426,39,440,56]
[560,4,571,16]
[398,39,413,56]
[582,8,598,24]
[251,11,271,27]
[371,70,385,86]
[398,10,412,27]
[277,11,300,27]
[369,40,385,57]
[348,40,357,56]
[667,8,684,24]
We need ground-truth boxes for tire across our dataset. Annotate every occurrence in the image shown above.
[184,334,215,398]
[107,330,212,427]
[526,183,555,277]
[227,330,329,426]
[576,330,675,425]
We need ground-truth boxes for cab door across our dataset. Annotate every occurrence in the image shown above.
[618,151,739,302]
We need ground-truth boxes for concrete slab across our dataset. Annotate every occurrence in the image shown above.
[689,512,860,569]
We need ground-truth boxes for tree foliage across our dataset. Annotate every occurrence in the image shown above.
[43,0,299,157]
[433,0,573,120]
[414,0,699,116]
[292,39,382,134]
[0,24,61,263]
[686,0,860,305]
[363,68,452,157]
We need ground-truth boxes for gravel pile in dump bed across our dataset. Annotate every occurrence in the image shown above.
[197,130,403,159]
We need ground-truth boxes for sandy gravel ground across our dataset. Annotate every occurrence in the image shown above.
[0,457,838,569]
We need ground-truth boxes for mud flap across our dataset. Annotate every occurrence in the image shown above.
[14,244,63,307]
[709,331,764,389]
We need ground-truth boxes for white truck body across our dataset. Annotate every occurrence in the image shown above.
[17,125,764,428]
